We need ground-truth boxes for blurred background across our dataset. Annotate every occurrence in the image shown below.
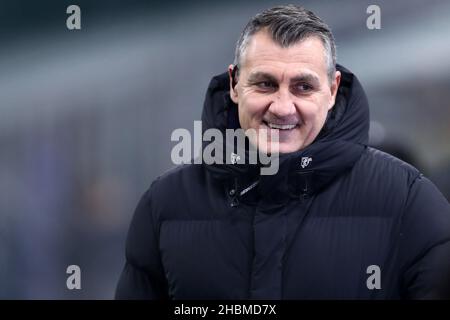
[0,0,449,299]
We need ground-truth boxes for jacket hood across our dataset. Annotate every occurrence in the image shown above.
[200,64,370,207]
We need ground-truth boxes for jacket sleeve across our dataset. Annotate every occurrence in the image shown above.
[115,183,169,299]
[399,175,450,299]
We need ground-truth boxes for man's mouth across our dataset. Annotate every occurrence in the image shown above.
[262,120,299,130]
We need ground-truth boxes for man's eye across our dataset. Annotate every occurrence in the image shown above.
[256,81,276,89]
[294,83,313,92]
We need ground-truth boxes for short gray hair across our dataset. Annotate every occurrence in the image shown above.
[233,4,337,82]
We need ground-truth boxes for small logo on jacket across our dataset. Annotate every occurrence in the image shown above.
[301,157,312,168]
[230,152,241,164]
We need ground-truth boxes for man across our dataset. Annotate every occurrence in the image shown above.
[116,5,450,299]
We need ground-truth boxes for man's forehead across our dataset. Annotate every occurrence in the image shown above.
[240,30,328,77]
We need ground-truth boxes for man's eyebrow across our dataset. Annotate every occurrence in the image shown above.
[247,72,278,83]
[247,72,320,84]
[290,73,320,85]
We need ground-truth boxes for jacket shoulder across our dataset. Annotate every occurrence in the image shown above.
[339,147,423,219]
[357,146,421,187]
[143,164,209,219]
[151,164,205,192]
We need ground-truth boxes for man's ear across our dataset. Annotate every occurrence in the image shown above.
[329,70,341,110]
[228,64,239,104]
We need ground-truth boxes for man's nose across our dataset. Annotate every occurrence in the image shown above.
[268,88,297,118]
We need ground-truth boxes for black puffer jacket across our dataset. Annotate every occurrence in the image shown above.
[116,65,450,299]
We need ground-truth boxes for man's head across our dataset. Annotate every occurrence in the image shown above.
[228,5,341,154]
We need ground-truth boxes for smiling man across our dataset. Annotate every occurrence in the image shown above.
[116,5,450,299]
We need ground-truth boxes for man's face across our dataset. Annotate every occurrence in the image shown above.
[229,29,341,154]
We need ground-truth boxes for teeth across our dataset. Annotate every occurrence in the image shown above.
[267,122,297,130]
